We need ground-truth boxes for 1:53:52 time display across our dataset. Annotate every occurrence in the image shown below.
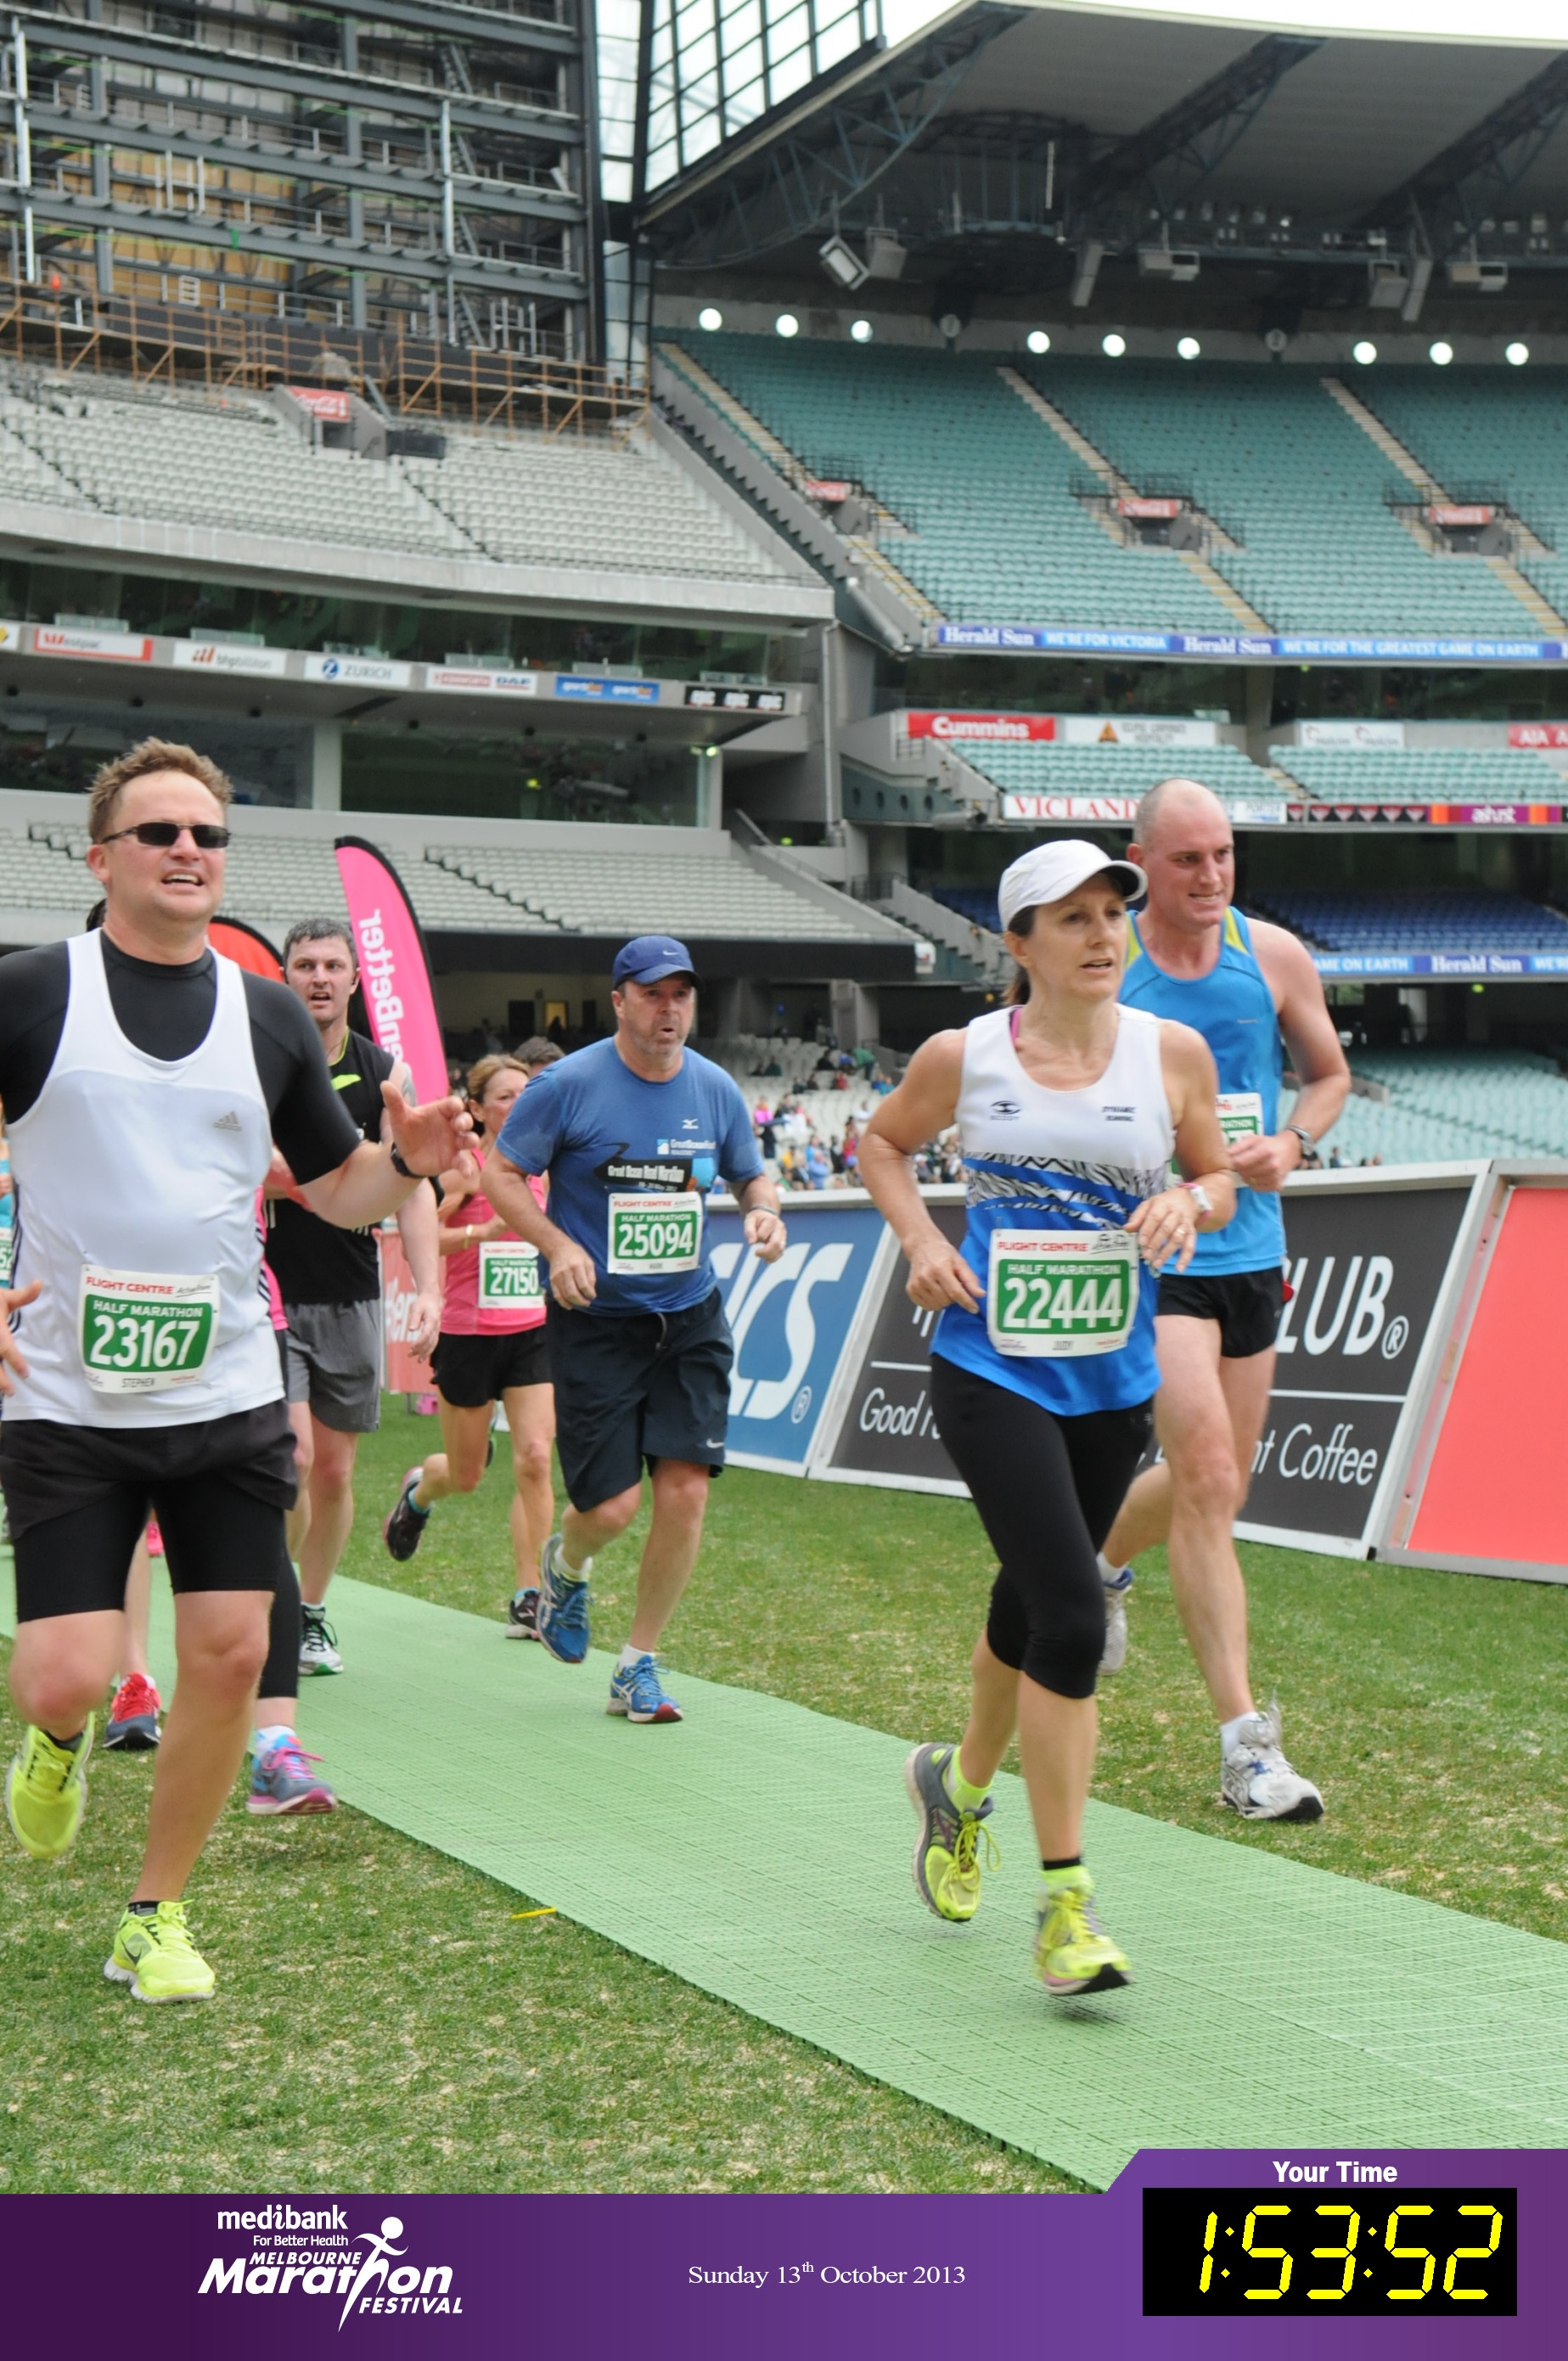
[1142,2188,1515,2316]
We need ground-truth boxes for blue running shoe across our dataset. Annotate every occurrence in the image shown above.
[606,1652,683,1723]
[536,1532,592,1665]
[246,1734,338,1817]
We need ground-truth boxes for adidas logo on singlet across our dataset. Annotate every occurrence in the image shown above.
[213,1110,243,1131]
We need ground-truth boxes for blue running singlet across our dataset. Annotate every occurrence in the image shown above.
[1119,906,1284,1277]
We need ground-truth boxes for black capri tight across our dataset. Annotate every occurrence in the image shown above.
[931,1356,1153,1700]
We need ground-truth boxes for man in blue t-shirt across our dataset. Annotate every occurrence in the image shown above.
[484,936,785,1723]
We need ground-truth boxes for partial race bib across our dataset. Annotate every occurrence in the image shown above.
[1217,1091,1264,1143]
[80,1265,219,1393]
[986,1228,1138,1359]
[478,1240,542,1311]
[606,1191,703,1276]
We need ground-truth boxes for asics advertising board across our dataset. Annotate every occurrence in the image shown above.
[707,1200,885,1471]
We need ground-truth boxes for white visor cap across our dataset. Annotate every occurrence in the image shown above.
[998,839,1147,933]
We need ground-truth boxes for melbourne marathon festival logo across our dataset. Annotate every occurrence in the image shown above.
[200,2203,462,2320]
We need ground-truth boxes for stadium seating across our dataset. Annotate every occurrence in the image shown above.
[1350,367,1568,617]
[1271,746,1565,803]
[424,840,883,942]
[952,739,1270,805]
[678,334,1565,634]
[0,363,797,589]
[1019,357,1541,638]
[667,336,1240,630]
[18,818,898,948]
[1296,1048,1568,1163]
[1256,887,1568,953]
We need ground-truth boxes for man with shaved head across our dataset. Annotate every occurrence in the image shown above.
[1105,776,1349,1819]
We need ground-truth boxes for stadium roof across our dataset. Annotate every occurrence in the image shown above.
[638,0,1568,314]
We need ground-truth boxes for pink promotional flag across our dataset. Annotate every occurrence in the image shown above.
[333,836,448,1105]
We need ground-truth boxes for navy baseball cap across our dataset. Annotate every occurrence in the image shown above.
[612,934,700,987]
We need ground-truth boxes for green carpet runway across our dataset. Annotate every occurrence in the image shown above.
[9,1566,1568,2185]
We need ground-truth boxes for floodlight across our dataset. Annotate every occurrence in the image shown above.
[1429,340,1453,366]
[774,313,800,339]
[1507,340,1530,366]
[697,306,722,332]
[1102,332,1127,357]
[1177,335,1201,360]
[1026,329,1050,355]
[818,235,868,292]
[850,318,873,343]
[1352,340,1377,364]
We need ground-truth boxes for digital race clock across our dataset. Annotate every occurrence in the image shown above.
[1142,2187,1515,2315]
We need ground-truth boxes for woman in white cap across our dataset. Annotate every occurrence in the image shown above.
[859,840,1234,1997]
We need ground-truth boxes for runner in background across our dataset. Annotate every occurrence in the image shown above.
[860,842,1234,1997]
[104,1531,162,1751]
[481,936,785,1725]
[514,1036,564,1079]
[266,919,441,1676]
[1103,778,1348,1821]
[383,1054,555,1638]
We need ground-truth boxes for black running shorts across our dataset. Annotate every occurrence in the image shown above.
[1155,1265,1284,1361]
[2,1404,298,1622]
[546,1290,733,1512]
[432,1325,551,1408]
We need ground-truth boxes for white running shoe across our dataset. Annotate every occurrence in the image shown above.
[298,1609,344,1677]
[1099,1566,1133,1676]
[1220,1701,1324,1822]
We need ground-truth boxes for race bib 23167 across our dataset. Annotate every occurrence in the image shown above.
[79,1266,220,1393]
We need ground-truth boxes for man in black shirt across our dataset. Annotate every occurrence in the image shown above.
[0,738,472,2003]
[265,918,440,1676]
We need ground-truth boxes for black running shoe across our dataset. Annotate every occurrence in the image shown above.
[383,1468,430,1562]
[505,1588,540,1641]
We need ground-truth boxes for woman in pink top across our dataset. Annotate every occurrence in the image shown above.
[382,1055,555,1636]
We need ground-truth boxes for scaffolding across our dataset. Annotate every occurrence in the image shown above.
[0,270,646,434]
[0,0,599,359]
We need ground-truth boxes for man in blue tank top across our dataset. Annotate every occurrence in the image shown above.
[1109,779,1350,1819]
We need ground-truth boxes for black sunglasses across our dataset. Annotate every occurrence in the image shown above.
[98,821,232,850]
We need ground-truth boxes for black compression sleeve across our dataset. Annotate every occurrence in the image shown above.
[0,942,71,1121]
[242,975,363,1183]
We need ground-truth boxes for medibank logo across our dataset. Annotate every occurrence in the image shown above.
[200,2209,462,2323]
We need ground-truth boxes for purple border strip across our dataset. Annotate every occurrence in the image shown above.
[2,2148,1559,2358]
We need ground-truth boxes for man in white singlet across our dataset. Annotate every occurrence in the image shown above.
[0,739,472,2004]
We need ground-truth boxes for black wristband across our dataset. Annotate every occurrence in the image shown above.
[389,1142,415,1179]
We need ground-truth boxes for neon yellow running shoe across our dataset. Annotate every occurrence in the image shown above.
[104,1901,216,2004]
[5,1718,93,1859]
[904,1743,999,1923]
[1033,1868,1131,1998]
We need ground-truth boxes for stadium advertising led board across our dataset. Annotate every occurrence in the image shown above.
[903,714,1220,746]
[1288,804,1562,828]
[937,624,1567,664]
[1312,952,1568,976]
[707,1200,885,1471]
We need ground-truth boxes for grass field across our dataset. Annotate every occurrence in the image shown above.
[4,1403,1567,2195]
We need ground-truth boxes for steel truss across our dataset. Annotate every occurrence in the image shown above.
[637,4,1023,270]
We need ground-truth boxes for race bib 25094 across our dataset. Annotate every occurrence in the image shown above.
[79,1266,219,1393]
[986,1228,1138,1359]
[606,1192,703,1276]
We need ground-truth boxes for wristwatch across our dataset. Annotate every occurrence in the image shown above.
[1284,1123,1315,1160]
[1182,1181,1214,1220]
